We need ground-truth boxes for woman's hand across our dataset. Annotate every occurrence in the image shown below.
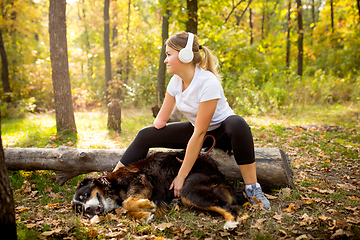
[169,175,186,197]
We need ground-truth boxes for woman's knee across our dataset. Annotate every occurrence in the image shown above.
[224,115,251,134]
[135,126,157,143]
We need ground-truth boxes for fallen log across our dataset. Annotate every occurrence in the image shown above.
[4,147,295,190]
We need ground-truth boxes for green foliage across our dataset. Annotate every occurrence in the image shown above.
[0,0,359,117]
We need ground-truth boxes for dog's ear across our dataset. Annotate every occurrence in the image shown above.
[77,178,93,189]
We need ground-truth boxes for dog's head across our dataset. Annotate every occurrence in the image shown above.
[73,176,119,218]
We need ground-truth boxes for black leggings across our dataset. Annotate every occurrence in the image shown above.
[120,115,255,166]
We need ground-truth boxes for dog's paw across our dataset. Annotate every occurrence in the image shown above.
[138,199,156,212]
[224,220,239,230]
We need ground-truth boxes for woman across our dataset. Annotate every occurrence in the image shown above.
[113,31,270,210]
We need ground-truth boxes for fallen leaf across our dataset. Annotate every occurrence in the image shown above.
[333,219,348,229]
[251,218,266,230]
[347,217,360,224]
[318,215,331,222]
[41,228,62,237]
[26,223,36,229]
[330,229,353,239]
[273,212,283,221]
[90,215,100,225]
[279,229,287,236]
[283,200,304,212]
[115,207,127,216]
[336,183,357,191]
[298,213,314,226]
[156,222,173,231]
[264,193,277,200]
[105,232,122,238]
[220,231,230,237]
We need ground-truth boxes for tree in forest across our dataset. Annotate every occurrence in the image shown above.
[249,7,253,44]
[157,8,171,104]
[49,0,77,133]
[358,0,360,22]
[0,29,11,103]
[330,0,334,33]
[286,0,291,68]
[186,0,198,34]
[104,0,111,104]
[0,112,17,240]
[296,0,303,76]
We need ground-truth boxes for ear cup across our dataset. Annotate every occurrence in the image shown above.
[178,33,194,63]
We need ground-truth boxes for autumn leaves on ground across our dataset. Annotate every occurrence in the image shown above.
[2,105,360,240]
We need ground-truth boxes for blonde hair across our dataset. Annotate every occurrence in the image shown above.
[165,31,221,80]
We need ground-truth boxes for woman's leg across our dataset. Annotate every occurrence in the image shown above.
[209,115,270,210]
[209,115,255,167]
[116,122,194,168]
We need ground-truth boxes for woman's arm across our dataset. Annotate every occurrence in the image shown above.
[153,92,176,129]
[170,99,218,197]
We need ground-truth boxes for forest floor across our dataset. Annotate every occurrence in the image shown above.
[2,104,360,239]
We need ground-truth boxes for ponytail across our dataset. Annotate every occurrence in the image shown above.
[196,46,222,80]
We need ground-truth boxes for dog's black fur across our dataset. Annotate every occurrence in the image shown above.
[73,151,247,229]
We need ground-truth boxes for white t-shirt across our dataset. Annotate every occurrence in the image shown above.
[167,66,235,131]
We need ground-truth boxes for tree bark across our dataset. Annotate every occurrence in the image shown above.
[157,9,171,105]
[0,113,17,239]
[104,0,111,104]
[4,147,295,190]
[261,1,267,40]
[310,0,315,45]
[249,7,253,44]
[186,0,198,35]
[78,0,93,79]
[0,28,11,103]
[296,0,303,76]
[107,99,121,132]
[286,0,291,68]
[330,0,334,33]
[357,0,360,23]
[49,0,77,133]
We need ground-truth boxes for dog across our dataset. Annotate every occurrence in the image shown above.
[73,151,248,229]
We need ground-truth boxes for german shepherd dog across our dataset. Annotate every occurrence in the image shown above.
[73,151,247,229]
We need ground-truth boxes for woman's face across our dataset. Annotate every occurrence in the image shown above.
[164,45,183,75]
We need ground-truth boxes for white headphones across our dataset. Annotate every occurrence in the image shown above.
[178,32,194,63]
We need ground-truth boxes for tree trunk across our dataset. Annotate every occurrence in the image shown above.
[186,0,198,35]
[286,0,291,68]
[330,0,334,33]
[249,7,253,45]
[310,0,315,45]
[357,0,360,23]
[0,28,11,103]
[261,1,267,40]
[0,113,17,240]
[157,9,171,105]
[125,0,131,85]
[4,147,295,190]
[78,0,93,79]
[104,0,111,104]
[107,99,121,132]
[296,0,303,76]
[49,0,77,133]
